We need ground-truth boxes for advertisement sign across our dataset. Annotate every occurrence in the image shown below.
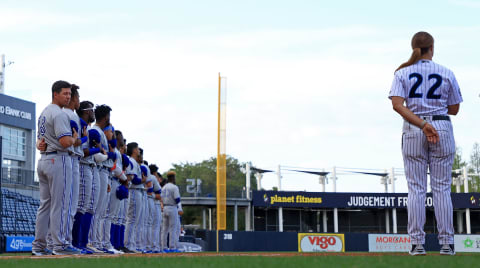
[298,233,345,252]
[253,191,480,209]
[454,235,480,252]
[368,234,411,252]
[0,94,36,130]
[5,236,34,252]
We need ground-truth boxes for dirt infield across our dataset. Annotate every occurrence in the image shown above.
[0,251,422,259]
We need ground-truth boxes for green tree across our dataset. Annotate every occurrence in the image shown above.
[451,146,467,192]
[469,143,480,192]
[167,156,256,230]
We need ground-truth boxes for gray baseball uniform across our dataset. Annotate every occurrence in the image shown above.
[78,125,96,214]
[101,148,126,250]
[161,182,180,249]
[63,108,83,246]
[124,156,144,251]
[151,178,162,252]
[389,59,463,245]
[33,104,73,252]
[89,125,110,249]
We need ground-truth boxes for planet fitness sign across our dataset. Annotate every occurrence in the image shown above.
[253,191,480,209]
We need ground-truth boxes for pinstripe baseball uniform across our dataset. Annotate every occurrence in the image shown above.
[89,125,111,249]
[33,104,73,252]
[101,148,126,250]
[389,59,463,245]
[151,178,162,252]
[124,156,144,251]
[137,164,151,251]
[63,108,83,247]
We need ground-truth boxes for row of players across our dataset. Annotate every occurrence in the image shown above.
[32,81,183,255]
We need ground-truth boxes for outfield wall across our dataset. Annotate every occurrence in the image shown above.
[201,231,480,253]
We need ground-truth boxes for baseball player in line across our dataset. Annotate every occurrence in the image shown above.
[149,164,163,253]
[99,127,128,254]
[62,84,90,254]
[124,142,147,253]
[88,105,114,252]
[389,31,462,256]
[72,100,98,252]
[32,81,79,255]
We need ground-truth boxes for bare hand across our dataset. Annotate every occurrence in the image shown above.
[36,138,47,151]
[178,210,184,216]
[72,128,78,140]
[422,123,439,144]
[107,184,111,193]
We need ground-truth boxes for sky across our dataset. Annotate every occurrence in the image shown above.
[1,0,479,194]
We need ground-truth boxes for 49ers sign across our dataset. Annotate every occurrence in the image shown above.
[298,233,345,252]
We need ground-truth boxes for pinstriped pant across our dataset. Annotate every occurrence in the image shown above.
[100,178,122,249]
[125,188,144,250]
[65,156,80,245]
[402,117,455,245]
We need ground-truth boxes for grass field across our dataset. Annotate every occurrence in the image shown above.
[1,252,480,268]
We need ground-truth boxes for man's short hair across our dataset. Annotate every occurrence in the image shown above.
[167,171,176,182]
[94,104,112,122]
[52,80,71,99]
[115,130,124,146]
[126,142,138,156]
[77,101,94,117]
[71,84,80,98]
[149,164,159,175]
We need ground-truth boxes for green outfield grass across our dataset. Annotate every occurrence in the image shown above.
[1,253,480,268]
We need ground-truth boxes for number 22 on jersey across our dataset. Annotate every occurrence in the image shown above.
[408,73,442,99]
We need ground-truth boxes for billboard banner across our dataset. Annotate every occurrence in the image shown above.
[253,191,480,209]
[5,236,34,252]
[454,235,480,252]
[368,234,411,252]
[298,233,345,252]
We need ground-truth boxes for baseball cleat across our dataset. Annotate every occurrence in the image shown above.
[409,244,426,256]
[32,249,51,256]
[52,246,82,255]
[440,244,455,255]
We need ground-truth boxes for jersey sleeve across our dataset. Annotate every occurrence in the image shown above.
[125,159,136,175]
[388,72,407,99]
[447,73,463,105]
[54,112,72,140]
[152,179,161,192]
[173,185,181,200]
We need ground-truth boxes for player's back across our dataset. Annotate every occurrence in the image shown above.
[391,60,460,116]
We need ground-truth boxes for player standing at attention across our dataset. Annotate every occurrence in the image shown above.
[161,171,182,253]
[389,31,462,256]
[72,100,98,252]
[124,142,147,253]
[88,105,113,252]
[32,80,79,255]
[62,84,89,253]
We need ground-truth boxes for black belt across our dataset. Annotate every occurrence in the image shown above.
[81,162,96,168]
[422,115,450,121]
[45,151,73,156]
